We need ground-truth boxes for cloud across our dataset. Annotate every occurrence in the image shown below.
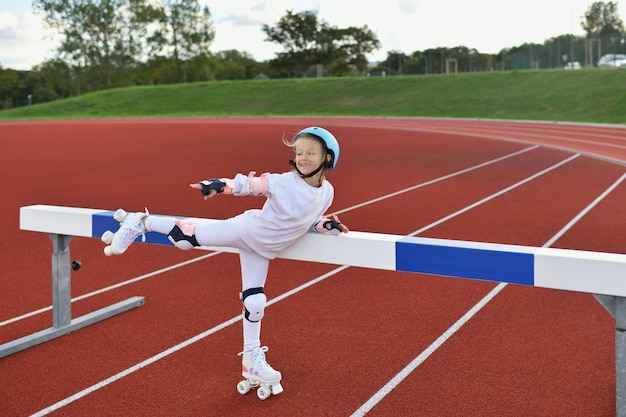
[207,0,291,58]
[397,0,417,14]
[0,10,19,30]
[211,0,292,26]
[217,13,263,26]
[0,11,59,70]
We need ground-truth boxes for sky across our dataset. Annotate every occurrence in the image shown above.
[1,0,624,70]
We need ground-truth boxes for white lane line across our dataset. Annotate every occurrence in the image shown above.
[29,266,349,417]
[332,145,538,215]
[351,164,624,417]
[409,153,580,236]
[350,283,508,417]
[0,252,222,327]
[543,172,626,248]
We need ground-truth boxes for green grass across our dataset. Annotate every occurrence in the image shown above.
[2,69,625,123]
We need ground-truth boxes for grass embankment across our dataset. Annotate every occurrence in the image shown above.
[1,69,625,124]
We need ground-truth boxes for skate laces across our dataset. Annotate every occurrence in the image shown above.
[120,209,148,245]
[239,346,275,372]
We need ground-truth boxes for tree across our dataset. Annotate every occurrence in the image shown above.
[581,1,625,38]
[0,68,21,109]
[327,26,379,75]
[33,0,154,89]
[264,10,319,54]
[29,59,78,101]
[212,50,268,80]
[381,50,407,75]
[581,1,625,63]
[148,0,215,83]
[262,10,380,77]
[262,10,320,76]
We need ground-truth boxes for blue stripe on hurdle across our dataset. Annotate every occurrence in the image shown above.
[92,211,174,247]
[395,237,536,285]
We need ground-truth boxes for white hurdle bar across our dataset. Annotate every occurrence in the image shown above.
[9,204,626,415]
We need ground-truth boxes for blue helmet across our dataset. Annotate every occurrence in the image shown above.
[295,126,340,170]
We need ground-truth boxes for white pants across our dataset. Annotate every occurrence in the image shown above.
[146,215,268,351]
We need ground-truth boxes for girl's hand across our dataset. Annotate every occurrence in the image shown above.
[326,215,349,234]
[334,216,349,234]
[190,180,223,200]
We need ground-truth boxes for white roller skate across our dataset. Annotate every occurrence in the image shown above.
[236,346,283,400]
[101,208,149,256]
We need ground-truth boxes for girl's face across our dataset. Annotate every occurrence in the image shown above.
[294,136,327,177]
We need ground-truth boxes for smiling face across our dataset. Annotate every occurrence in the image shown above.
[294,136,325,175]
[293,136,330,185]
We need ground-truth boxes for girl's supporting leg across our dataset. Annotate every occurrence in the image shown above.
[238,248,269,351]
[146,215,270,351]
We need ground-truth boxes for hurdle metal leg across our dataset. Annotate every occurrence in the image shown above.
[594,294,626,417]
[0,233,145,358]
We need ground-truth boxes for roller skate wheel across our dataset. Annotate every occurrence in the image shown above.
[113,208,127,222]
[257,385,271,400]
[104,246,114,256]
[237,380,251,395]
[101,230,114,244]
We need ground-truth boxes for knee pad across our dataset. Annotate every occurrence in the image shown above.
[241,287,266,322]
[167,223,200,250]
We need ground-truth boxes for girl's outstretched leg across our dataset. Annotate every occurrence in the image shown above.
[103,210,203,255]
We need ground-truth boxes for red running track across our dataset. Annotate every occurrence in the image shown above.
[0,117,625,416]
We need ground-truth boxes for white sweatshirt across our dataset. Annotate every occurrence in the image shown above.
[229,171,334,259]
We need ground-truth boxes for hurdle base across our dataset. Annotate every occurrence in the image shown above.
[0,296,145,359]
[0,232,147,358]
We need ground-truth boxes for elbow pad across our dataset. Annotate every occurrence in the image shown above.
[247,171,269,196]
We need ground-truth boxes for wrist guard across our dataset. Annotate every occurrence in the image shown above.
[323,218,342,231]
[199,179,226,196]
[314,216,343,235]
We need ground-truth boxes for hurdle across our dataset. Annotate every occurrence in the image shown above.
[8,204,626,415]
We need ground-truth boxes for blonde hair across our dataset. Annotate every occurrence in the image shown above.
[283,131,315,148]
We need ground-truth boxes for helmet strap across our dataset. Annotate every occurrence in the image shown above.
[289,160,325,178]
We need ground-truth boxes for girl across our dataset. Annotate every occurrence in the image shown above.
[103,126,349,398]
